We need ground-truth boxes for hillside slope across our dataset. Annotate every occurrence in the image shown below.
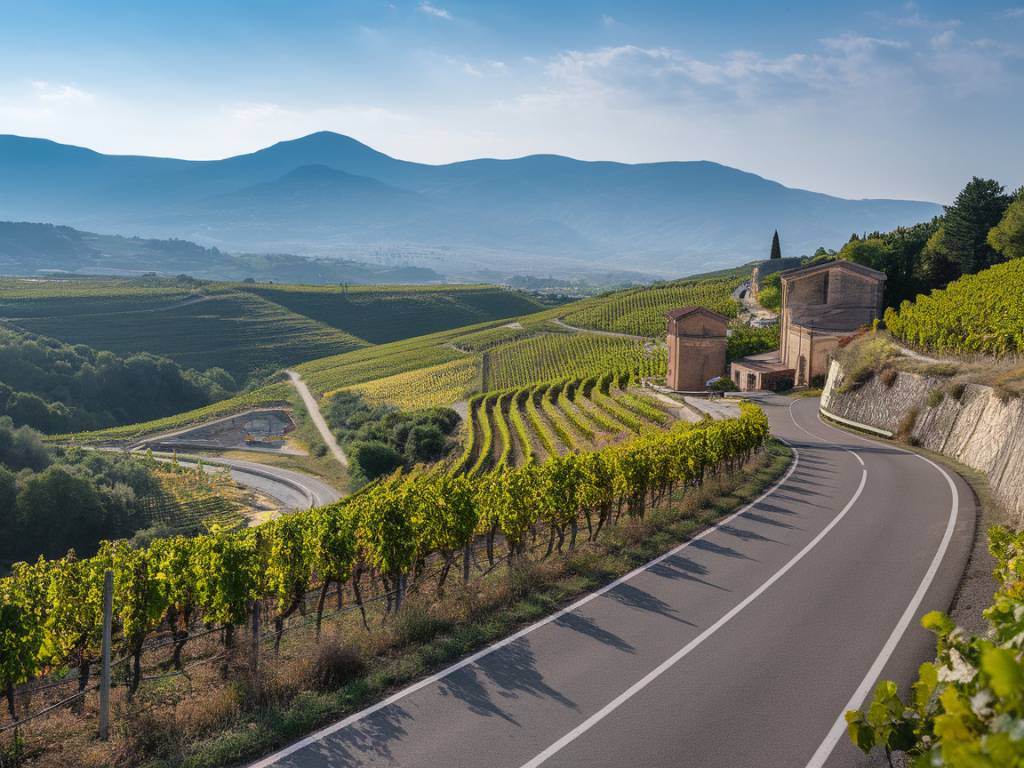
[0,277,546,388]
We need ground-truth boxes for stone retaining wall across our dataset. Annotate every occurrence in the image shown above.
[821,360,1024,523]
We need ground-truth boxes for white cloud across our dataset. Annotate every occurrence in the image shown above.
[930,30,955,49]
[418,2,451,20]
[889,2,960,29]
[601,15,617,28]
[998,7,1024,19]
[30,81,93,104]
[821,33,908,54]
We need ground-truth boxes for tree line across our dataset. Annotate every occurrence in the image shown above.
[0,417,164,564]
[0,325,237,434]
[837,178,1023,308]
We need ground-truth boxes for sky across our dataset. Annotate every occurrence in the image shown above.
[0,1,1022,203]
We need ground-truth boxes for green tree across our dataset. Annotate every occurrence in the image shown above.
[16,466,105,558]
[988,189,1024,261]
[770,230,782,260]
[941,177,1011,275]
[351,440,404,481]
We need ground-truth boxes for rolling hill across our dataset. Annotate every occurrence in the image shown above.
[0,132,941,279]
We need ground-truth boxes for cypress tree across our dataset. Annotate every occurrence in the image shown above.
[770,230,782,260]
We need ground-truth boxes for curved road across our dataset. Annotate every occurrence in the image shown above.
[164,455,340,510]
[250,394,974,768]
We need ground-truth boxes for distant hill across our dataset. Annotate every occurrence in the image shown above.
[0,132,942,279]
[0,220,444,284]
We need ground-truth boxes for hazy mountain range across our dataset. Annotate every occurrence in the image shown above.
[0,132,942,279]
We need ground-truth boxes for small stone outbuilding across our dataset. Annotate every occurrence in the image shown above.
[665,307,729,391]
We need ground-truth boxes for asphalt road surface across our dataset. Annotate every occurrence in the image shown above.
[172,455,340,510]
[250,394,974,768]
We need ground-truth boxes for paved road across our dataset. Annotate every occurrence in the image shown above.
[287,369,349,468]
[166,455,340,510]
[250,394,974,768]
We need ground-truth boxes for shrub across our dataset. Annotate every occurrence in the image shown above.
[926,388,945,408]
[308,639,366,692]
[880,367,898,388]
[896,407,919,442]
[350,440,404,480]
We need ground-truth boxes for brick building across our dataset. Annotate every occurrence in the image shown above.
[665,307,729,391]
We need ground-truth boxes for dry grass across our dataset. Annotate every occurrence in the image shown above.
[837,333,1024,400]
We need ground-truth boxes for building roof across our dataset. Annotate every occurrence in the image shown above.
[731,351,794,374]
[780,259,887,283]
[665,306,730,322]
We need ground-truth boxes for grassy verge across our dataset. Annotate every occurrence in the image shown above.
[125,441,790,768]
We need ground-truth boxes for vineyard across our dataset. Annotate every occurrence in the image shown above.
[9,292,367,383]
[0,277,194,318]
[883,259,1024,356]
[238,284,545,344]
[339,356,481,411]
[49,266,747,447]
[0,404,769,760]
[559,271,744,337]
[451,371,674,474]
[846,526,1024,766]
[139,462,247,534]
[484,333,667,390]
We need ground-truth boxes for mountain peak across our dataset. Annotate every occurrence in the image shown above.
[260,131,391,159]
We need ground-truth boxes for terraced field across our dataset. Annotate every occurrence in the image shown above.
[560,269,746,336]
[484,332,666,389]
[236,283,546,343]
[55,266,742,447]
[451,371,675,475]
[342,356,481,411]
[7,290,366,382]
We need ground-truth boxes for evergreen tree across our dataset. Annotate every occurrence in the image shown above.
[770,230,782,260]
[941,177,1011,275]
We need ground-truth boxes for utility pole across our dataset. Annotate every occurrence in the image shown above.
[250,601,260,679]
[99,569,113,741]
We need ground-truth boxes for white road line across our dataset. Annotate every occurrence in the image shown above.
[519,464,869,768]
[248,441,802,768]
[789,400,864,466]
[802,410,961,768]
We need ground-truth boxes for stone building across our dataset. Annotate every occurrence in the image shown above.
[730,260,886,390]
[665,307,729,391]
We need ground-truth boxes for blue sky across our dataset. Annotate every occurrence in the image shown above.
[0,1,1021,202]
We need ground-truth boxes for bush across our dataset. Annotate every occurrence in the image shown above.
[926,388,945,408]
[404,424,447,463]
[308,640,366,692]
[350,440,404,480]
[896,407,919,442]
[880,367,898,388]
